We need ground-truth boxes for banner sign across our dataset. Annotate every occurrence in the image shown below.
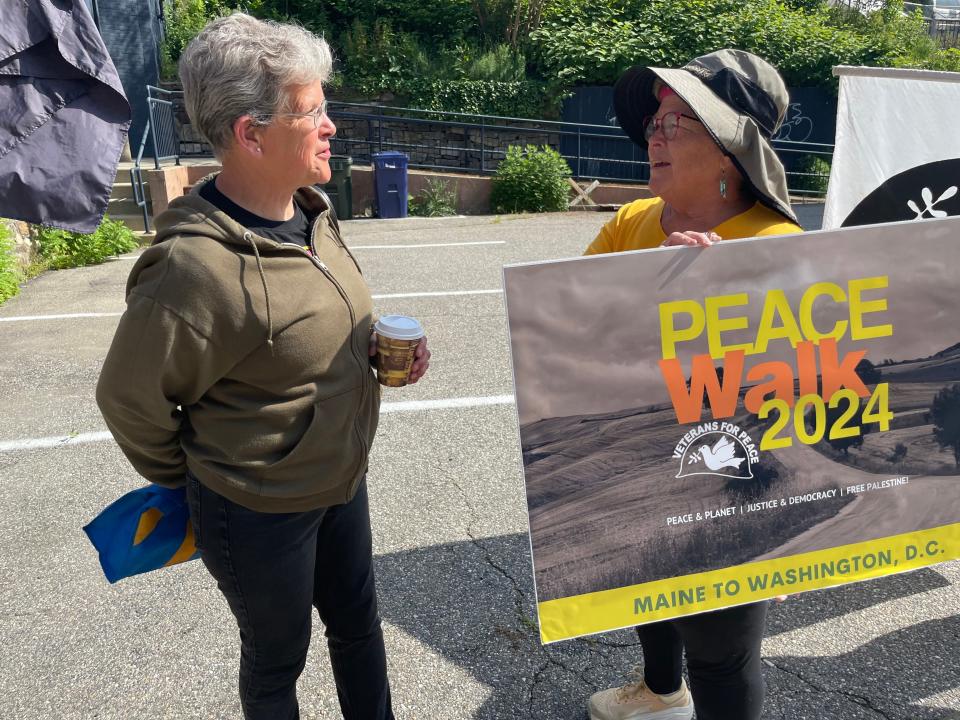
[504,218,960,643]
[823,66,960,230]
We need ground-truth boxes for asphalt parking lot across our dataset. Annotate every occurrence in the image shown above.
[1,210,957,719]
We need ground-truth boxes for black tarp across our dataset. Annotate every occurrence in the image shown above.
[0,0,130,233]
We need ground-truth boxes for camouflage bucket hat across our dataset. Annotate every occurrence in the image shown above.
[614,49,798,224]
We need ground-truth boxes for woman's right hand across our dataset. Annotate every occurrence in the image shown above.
[662,231,721,247]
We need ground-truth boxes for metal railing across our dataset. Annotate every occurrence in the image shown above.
[133,89,834,228]
[928,18,960,45]
[130,118,153,233]
[327,101,638,182]
[326,101,834,198]
[146,85,180,169]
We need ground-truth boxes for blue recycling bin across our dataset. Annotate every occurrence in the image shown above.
[372,151,409,218]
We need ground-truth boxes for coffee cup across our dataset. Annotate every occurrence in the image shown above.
[373,315,424,387]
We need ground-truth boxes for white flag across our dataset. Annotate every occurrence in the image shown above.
[822,66,960,230]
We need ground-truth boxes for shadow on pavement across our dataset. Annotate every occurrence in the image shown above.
[373,532,955,719]
[769,616,960,720]
[766,566,952,638]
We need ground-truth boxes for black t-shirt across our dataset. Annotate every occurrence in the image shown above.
[200,179,312,250]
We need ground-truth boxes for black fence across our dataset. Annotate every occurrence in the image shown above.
[140,89,833,201]
[928,18,960,46]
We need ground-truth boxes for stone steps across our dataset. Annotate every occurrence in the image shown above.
[110,165,155,242]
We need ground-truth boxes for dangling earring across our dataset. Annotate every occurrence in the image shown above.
[719,167,727,199]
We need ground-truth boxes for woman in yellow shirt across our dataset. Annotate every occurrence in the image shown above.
[586,50,801,720]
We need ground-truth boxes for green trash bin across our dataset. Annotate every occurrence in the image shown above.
[323,155,353,220]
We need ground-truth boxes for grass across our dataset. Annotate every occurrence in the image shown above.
[409,178,459,217]
[0,223,20,305]
[34,215,138,270]
[0,216,139,308]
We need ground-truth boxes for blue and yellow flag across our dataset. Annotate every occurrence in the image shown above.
[84,485,199,584]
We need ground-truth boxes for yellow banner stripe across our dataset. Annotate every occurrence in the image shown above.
[537,523,960,644]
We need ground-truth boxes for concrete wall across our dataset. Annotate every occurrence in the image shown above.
[146,163,653,218]
[96,0,163,153]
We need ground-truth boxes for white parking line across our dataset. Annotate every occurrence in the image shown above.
[0,395,517,453]
[0,312,123,322]
[0,430,115,452]
[352,241,506,249]
[0,290,503,323]
[372,289,502,299]
[379,394,514,413]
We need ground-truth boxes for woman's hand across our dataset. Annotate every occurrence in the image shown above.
[407,336,431,384]
[662,231,721,247]
[368,333,431,384]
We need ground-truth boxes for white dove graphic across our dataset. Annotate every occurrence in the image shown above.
[695,435,744,472]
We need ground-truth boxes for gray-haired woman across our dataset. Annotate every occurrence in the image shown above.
[96,13,428,719]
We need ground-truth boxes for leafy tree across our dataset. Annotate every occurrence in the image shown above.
[529,0,932,89]
[931,384,960,466]
[856,358,881,385]
[888,442,907,464]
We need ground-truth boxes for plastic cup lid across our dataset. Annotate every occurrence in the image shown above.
[374,315,424,340]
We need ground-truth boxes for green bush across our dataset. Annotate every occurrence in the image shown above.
[490,145,571,214]
[409,178,459,217]
[34,216,139,270]
[402,78,556,117]
[0,223,21,306]
[529,0,930,89]
[340,18,433,88]
[790,153,832,195]
[160,0,220,78]
[465,44,528,82]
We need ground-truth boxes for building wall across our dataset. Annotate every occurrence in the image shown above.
[94,0,163,154]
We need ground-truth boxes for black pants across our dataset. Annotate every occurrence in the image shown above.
[187,475,394,720]
[637,602,768,720]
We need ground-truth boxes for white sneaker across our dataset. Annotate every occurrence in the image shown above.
[588,673,694,720]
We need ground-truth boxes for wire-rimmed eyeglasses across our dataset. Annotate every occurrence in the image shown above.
[258,99,329,128]
[643,111,701,141]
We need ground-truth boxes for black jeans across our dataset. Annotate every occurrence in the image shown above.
[186,475,394,720]
[637,602,768,720]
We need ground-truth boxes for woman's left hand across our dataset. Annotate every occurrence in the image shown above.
[368,333,431,384]
[407,336,431,384]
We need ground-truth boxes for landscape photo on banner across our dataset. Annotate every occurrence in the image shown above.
[503,216,960,643]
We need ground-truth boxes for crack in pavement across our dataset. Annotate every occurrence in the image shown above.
[527,661,551,720]
[447,471,530,626]
[764,658,894,719]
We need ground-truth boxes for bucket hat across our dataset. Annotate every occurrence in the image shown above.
[614,49,798,224]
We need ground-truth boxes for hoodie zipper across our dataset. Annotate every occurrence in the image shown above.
[279,234,371,491]
[323,209,364,276]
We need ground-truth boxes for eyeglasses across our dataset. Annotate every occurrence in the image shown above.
[643,111,701,141]
[259,99,329,128]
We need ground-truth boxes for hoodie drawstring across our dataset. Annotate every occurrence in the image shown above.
[244,231,274,350]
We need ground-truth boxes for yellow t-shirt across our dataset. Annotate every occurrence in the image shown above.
[584,197,802,255]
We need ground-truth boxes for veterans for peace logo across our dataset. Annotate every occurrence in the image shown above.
[842,158,960,227]
[673,421,759,480]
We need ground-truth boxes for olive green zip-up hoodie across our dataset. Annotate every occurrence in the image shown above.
[96,180,380,512]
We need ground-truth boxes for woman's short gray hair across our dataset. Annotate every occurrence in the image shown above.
[179,13,333,156]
